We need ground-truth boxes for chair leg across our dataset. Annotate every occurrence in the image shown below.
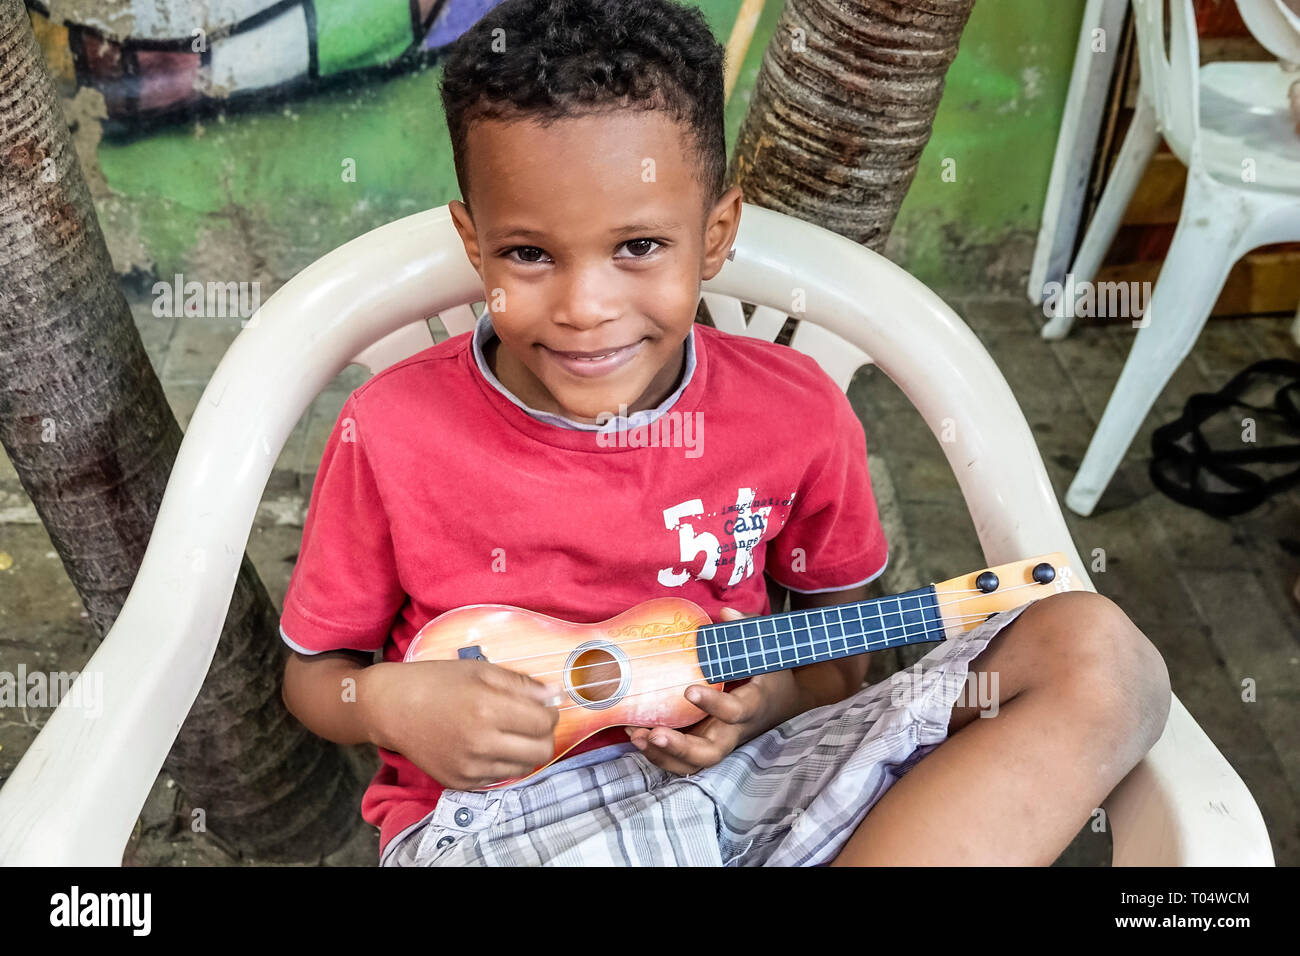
[1064,180,1246,517]
[1042,94,1160,342]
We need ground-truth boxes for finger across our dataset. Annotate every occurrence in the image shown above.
[718,606,750,622]
[479,672,561,735]
[492,692,561,738]
[473,671,561,736]
[684,682,750,724]
[487,729,558,767]
[635,739,702,777]
[457,748,554,789]
[484,661,562,707]
[638,726,721,772]
[477,756,551,787]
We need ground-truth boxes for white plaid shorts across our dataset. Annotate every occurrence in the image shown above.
[380,600,1034,867]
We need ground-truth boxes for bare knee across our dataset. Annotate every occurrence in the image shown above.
[1023,591,1171,751]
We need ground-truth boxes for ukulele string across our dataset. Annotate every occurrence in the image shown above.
[549,603,1027,705]
[480,579,1048,673]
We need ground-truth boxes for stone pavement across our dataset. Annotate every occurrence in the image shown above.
[1,283,1297,866]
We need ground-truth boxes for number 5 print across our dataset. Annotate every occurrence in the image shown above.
[656,498,720,587]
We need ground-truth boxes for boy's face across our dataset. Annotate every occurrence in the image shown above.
[449,110,742,425]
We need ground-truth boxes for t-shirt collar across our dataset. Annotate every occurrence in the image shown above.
[470,310,697,432]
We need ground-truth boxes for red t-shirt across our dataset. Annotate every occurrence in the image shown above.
[279,321,889,858]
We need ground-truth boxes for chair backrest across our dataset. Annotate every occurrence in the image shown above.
[1235,0,1300,64]
[1131,0,1202,166]
[0,201,1092,865]
[354,296,871,393]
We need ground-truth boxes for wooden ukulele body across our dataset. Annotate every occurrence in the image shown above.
[403,597,716,788]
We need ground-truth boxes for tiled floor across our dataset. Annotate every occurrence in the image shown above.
[1,286,1296,866]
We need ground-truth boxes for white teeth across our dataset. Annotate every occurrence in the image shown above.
[553,343,637,362]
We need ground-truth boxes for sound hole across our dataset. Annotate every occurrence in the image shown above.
[569,648,622,703]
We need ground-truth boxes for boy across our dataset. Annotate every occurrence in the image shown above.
[280,0,1172,866]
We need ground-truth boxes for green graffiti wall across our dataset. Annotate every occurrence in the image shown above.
[31,0,1086,297]
[891,0,1089,291]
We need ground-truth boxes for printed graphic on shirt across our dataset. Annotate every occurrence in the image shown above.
[656,487,796,593]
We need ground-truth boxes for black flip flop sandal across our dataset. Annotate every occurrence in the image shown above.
[1149,358,1300,518]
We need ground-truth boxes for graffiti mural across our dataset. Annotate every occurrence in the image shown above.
[26,0,502,133]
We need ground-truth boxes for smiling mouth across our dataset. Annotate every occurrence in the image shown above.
[546,341,643,361]
[541,338,648,377]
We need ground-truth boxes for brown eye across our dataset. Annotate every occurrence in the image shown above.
[619,238,661,258]
[507,246,550,264]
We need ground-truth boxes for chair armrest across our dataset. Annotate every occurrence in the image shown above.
[0,207,480,865]
[0,320,299,865]
[714,204,1274,865]
[0,504,250,864]
[1105,693,1274,865]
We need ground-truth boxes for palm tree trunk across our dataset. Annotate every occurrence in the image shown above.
[729,0,976,251]
[0,0,362,862]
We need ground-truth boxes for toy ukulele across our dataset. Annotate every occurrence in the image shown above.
[404,552,1079,789]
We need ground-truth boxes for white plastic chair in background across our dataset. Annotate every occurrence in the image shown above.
[0,203,1274,866]
[1235,0,1300,64]
[1042,0,1300,518]
[1237,0,1300,345]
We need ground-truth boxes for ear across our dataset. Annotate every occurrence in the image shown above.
[700,185,743,282]
[448,199,485,275]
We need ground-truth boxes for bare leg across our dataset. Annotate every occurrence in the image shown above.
[829,591,1171,865]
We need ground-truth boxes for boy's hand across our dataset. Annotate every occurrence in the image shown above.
[624,607,805,777]
[359,658,560,791]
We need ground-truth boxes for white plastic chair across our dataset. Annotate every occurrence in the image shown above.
[1043,0,1300,517]
[1235,0,1300,65]
[1237,0,1300,346]
[0,203,1273,866]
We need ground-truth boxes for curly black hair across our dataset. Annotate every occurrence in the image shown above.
[439,0,727,214]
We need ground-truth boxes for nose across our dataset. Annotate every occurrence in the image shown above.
[552,262,622,333]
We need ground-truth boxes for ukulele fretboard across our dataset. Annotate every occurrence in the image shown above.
[694,586,946,683]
